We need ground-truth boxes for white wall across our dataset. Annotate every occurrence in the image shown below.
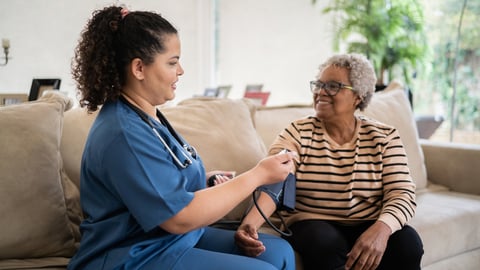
[217,0,334,105]
[0,0,215,104]
[0,0,333,106]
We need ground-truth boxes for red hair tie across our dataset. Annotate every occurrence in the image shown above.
[121,8,129,19]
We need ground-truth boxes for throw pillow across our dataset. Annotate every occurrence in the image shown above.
[0,92,82,260]
[254,104,315,149]
[61,108,99,189]
[357,82,428,190]
[163,97,267,175]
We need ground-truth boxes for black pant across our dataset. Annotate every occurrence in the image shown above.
[283,220,423,270]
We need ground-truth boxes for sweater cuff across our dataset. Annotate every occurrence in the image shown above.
[378,214,403,234]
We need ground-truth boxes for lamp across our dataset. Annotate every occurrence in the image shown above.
[1,38,10,66]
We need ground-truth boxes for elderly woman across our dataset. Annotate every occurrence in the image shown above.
[235,53,424,270]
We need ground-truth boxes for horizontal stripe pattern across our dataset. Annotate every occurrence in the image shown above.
[269,116,416,232]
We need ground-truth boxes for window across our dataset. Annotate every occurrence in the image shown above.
[413,0,480,144]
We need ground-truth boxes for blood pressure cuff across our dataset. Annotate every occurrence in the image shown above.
[257,173,296,211]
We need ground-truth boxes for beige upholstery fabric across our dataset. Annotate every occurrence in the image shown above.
[61,108,98,188]
[357,83,428,189]
[422,249,480,270]
[0,93,81,260]
[254,104,315,149]
[421,139,480,195]
[411,191,480,266]
[163,97,267,175]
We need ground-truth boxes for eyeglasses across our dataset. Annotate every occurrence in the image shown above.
[309,80,355,96]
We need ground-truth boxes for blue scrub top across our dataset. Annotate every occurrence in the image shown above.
[68,100,206,270]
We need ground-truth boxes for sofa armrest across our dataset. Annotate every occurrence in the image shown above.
[420,139,480,195]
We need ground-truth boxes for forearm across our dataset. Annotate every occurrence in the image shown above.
[161,170,262,234]
[241,192,277,230]
[161,150,297,234]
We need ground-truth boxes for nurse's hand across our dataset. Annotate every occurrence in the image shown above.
[253,151,297,186]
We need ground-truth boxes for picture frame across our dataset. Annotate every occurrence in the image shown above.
[245,84,263,92]
[203,87,219,97]
[244,91,270,106]
[28,78,61,101]
[216,85,232,98]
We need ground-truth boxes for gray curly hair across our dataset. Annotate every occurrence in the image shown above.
[317,53,376,111]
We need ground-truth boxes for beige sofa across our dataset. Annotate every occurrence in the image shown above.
[1,83,479,269]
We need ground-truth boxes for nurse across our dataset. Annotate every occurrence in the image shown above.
[67,5,296,270]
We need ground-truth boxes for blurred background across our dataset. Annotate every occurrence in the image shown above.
[0,0,478,144]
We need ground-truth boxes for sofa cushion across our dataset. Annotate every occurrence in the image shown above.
[163,97,267,175]
[255,104,315,149]
[61,108,98,189]
[0,93,82,261]
[410,191,480,266]
[357,82,428,190]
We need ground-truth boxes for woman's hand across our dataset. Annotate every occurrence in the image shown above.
[234,223,265,257]
[205,170,235,186]
[345,221,391,270]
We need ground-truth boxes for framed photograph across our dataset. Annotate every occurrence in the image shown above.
[28,78,61,101]
[245,84,263,92]
[244,91,270,106]
[203,87,219,97]
[216,85,232,98]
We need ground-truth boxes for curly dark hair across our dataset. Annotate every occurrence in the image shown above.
[72,6,178,112]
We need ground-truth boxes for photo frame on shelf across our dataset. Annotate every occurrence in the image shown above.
[203,87,219,97]
[244,91,270,106]
[245,84,263,92]
[217,85,232,98]
[28,78,61,101]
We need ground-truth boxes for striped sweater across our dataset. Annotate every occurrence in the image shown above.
[269,115,416,233]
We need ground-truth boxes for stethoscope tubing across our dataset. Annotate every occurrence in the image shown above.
[119,96,194,169]
[150,127,192,169]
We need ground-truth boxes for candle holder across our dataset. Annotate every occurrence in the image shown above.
[1,39,10,66]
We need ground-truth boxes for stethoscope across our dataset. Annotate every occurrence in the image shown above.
[119,96,197,169]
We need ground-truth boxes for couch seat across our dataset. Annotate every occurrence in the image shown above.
[411,188,480,267]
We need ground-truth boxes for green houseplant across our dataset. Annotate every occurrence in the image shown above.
[313,0,428,88]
